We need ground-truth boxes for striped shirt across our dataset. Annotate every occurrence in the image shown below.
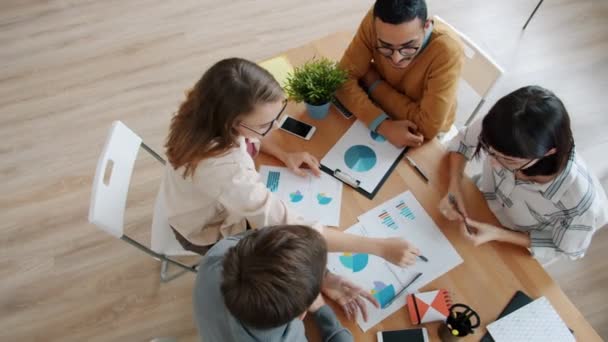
[448,119,608,263]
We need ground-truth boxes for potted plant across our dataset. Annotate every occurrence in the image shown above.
[285,57,348,120]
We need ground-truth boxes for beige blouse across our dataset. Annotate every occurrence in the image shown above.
[160,136,321,246]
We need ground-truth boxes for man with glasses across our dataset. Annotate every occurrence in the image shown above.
[335,0,464,147]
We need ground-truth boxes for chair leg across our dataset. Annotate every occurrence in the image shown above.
[160,259,190,283]
[523,0,544,30]
[120,235,197,283]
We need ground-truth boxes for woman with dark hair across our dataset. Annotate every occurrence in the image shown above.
[439,86,608,264]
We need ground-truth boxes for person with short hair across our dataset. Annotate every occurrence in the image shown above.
[194,225,373,342]
[335,0,464,147]
[439,86,608,264]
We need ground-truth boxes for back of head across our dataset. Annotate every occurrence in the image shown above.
[221,225,327,330]
[479,85,574,176]
[373,0,428,25]
[166,57,284,177]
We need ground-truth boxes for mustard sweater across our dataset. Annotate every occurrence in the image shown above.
[335,10,464,139]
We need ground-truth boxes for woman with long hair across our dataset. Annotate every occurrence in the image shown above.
[161,57,420,265]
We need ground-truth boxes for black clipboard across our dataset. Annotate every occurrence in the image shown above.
[323,97,408,199]
[320,146,408,200]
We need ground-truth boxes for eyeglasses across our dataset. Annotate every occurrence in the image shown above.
[375,45,420,59]
[239,100,288,137]
[478,137,538,173]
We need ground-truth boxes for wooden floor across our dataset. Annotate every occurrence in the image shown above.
[1,0,607,341]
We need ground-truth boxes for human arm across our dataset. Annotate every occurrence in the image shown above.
[334,10,388,131]
[218,166,420,266]
[309,295,354,342]
[260,137,321,177]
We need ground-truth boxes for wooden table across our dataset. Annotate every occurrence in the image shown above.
[257,32,602,342]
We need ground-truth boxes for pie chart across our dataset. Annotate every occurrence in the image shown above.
[344,145,377,172]
[371,281,396,309]
[316,193,332,205]
[289,190,304,203]
[339,253,369,272]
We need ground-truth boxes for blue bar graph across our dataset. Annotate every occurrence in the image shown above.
[378,210,398,230]
[396,200,415,220]
[266,171,280,192]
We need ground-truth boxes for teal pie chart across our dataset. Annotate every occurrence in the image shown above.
[344,145,377,172]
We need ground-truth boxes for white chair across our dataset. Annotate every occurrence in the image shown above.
[434,15,505,138]
[88,121,197,282]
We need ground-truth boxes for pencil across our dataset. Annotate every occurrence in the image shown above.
[404,156,429,183]
[448,193,474,234]
[385,272,423,307]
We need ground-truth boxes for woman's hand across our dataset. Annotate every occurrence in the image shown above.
[439,186,467,222]
[380,238,421,267]
[463,218,502,246]
[282,152,321,177]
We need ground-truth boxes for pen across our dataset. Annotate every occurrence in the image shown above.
[385,272,423,307]
[448,193,474,234]
[418,254,428,262]
[404,156,429,183]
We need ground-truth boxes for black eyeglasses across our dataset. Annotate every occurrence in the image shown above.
[239,100,288,137]
[375,45,420,59]
[478,138,538,173]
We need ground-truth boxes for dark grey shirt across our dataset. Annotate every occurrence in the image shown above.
[194,234,353,342]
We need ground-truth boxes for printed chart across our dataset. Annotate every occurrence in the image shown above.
[259,166,343,227]
[327,191,463,331]
[320,121,405,195]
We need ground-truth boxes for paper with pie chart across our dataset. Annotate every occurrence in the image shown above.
[320,120,406,197]
[259,166,343,227]
[327,191,463,332]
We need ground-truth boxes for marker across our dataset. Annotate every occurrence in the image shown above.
[418,254,429,262]
[385,272,423,307]
[404,156,429,183]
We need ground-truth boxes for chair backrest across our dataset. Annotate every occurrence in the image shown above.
[88,121,142,238]
[434,16,504,99]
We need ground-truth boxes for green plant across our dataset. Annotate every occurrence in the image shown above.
[284,57,348,106]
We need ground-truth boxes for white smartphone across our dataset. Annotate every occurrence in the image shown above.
[278,115,316,140]
[376,328,429,342]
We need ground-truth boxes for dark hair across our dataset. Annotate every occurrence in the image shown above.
[373,0,428,25]
[221,225,327,329]
[475,86,574,176]
[166,58,284,178]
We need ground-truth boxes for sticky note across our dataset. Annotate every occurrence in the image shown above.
[258,56,294,88]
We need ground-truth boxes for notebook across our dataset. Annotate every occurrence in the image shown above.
[486,296,574,342]
[480,291,532,342]
[406,289,452,325]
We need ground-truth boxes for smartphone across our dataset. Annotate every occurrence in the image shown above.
[376,328,429,342]
[331,97,354,119]
[278,115,316,140]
